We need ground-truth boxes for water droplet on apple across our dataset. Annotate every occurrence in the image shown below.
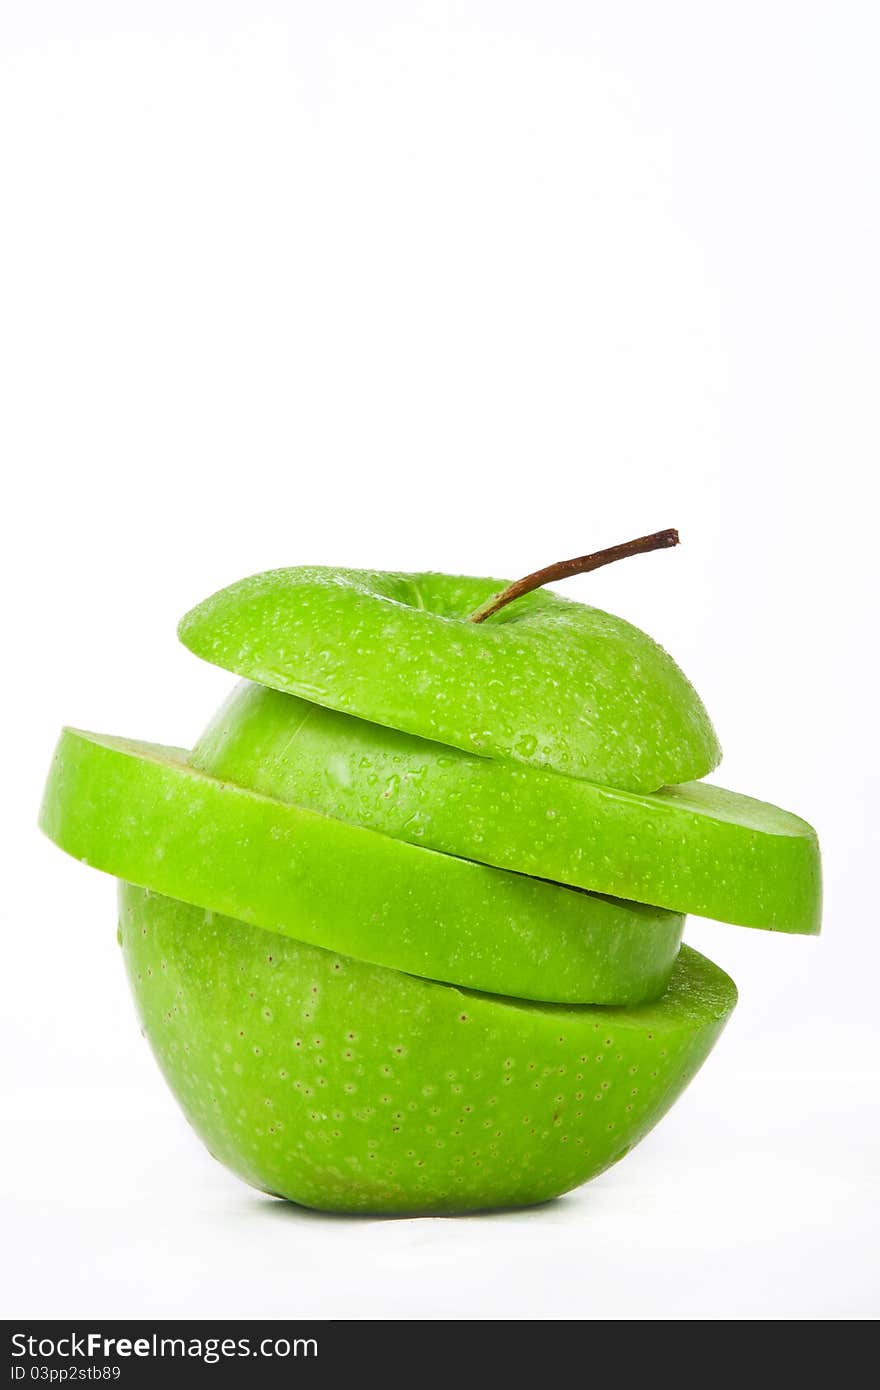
[514,733,538,758]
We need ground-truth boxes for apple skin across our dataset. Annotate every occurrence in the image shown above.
[120,883,736,1214]
[39,727,684,1005]
[193,682,822,935]
[178,567,721,793]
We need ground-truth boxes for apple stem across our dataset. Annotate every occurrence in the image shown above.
[468,529,680,623]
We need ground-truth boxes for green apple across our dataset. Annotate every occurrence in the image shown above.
[193,682,821,935]
[38,541,821,1217]
[178,566,720,793]
[40,727,684,1004]
[120,883,737,1214]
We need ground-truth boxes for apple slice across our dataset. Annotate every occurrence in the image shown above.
[39,727,684,1004]
[121,882,737,1214]
[178,566,720,793]
[193,683,821,935]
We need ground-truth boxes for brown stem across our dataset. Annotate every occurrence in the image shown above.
[468,528,680,623]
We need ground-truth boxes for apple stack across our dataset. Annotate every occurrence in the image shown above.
[40,555,820,1213]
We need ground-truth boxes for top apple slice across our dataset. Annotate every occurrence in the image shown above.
[178,568,721,793]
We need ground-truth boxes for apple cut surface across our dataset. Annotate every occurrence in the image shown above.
[39,727,684,1004]
[178,567,720,793]
[120,884,736,1214]
[193,684,821,935]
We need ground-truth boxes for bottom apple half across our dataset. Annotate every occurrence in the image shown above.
[120,883,737,1214]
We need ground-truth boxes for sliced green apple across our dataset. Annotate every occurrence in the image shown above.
[39,727,684,1004]
[192,683,821,935]
[178,567,720,793]
[121,883,736,1214]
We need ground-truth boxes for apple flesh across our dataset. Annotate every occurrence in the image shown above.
[120,883,736,1214]
[178,567,720,793]
[40,727,684,1004]
[193,682,821,935]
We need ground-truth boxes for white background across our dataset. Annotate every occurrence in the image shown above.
[1,1,877,1320]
